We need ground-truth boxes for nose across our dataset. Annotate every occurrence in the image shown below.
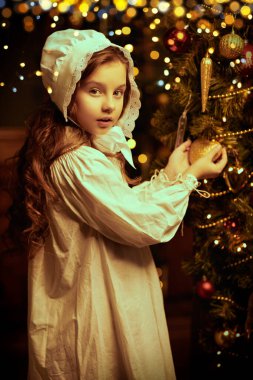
[102,95,115,113]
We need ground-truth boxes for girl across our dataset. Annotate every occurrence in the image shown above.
[18,29,227,379]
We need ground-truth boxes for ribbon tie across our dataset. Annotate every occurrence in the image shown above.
[92,126,136,168]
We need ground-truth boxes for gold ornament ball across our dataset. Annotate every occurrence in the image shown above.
[219,33,244,59]
[189,138,221,164]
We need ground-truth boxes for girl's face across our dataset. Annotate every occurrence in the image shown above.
[72,60,127,136]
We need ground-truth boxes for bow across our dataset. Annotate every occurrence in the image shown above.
[92,126,136,169]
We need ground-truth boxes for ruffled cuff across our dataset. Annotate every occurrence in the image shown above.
[151,169,210,198]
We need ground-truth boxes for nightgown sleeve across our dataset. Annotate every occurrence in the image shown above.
[50,146,198,248]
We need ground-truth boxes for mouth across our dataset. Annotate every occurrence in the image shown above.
[96,118,113,128]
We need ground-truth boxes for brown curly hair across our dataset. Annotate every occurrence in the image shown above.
[13,46,139,254]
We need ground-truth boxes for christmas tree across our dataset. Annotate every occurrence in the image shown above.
[150,1,253,378]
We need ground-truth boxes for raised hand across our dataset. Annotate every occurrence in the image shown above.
[184,144,228,180]
[164,139,192,180]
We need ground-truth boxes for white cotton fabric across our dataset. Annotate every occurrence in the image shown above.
[28,145,198,380]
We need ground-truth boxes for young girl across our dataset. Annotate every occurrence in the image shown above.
[18,29,227,379]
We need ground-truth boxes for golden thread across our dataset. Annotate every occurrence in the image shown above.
[192,189,230,198]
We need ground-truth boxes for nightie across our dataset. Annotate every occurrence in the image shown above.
[28,145,198,380]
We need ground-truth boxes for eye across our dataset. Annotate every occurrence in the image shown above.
[89,88,101,95]
[114,89,124,97]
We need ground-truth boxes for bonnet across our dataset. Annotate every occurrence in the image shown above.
[40,29,141,139]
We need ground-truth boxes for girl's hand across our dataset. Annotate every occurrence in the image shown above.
[184,144,228,180]
[164,140,192,179]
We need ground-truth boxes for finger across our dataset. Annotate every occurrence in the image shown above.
[218,147,228,166]
[179,139,192,151]
[214,148,228,169]
[207,143,222,159]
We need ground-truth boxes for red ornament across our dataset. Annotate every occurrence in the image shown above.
[237,43,253,77]
[163,28,190,53]
[196,277,215,299]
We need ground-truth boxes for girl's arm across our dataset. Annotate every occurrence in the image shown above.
[50,146,198,248]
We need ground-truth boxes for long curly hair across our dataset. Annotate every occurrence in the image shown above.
[12,46,139,254]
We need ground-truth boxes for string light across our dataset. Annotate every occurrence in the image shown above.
[208,86,253,99]
[196,216,233,229]
[224,255,253,269]
[213,127,253,139]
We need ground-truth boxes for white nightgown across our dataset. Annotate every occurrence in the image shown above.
[28,145,198,380]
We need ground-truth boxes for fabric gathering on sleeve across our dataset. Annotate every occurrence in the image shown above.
[50,145,198,248]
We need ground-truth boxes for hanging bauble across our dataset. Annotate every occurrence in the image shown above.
[201,52,213,112]
[223,165,248,193]
[219,32,244,59]
[237,43,253,77]
[163,28,190,53]
[196,277,215,299]
[214,328,237,348]
[189,138,221,164]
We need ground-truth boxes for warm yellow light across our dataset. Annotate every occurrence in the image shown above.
[122,26,131,35]
[138,154,148,164]
[208,47,215,54]
[135,0,147,6]
[213,30,219,37]
[127,139,136,149]
[133,67,139,77]
[150,50,159,60]
[47,86,53,94]
[152,36,159,42]
[165,83,171,90]
[124,44,134,52]
[126,7,137,18]
[58,1,70,13]
[240,5,251,17]
[20,62,26,68]
[174,6,185,17]
[175,77,181,83]
[0,82,5,86]
[35,70,42,76]
[229,1,240,13]
[176,31,184,40]
[224,14,234,25]
[113,0,128,12]
[79,2,89,13]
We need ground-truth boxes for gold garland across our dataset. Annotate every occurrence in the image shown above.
[208,86,253,99]
[211,295,245,311]
[213,127,253,140]
[196,215,233,229]
[224,255,253,269]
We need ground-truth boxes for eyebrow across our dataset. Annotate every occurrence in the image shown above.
[83,81,126,88]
